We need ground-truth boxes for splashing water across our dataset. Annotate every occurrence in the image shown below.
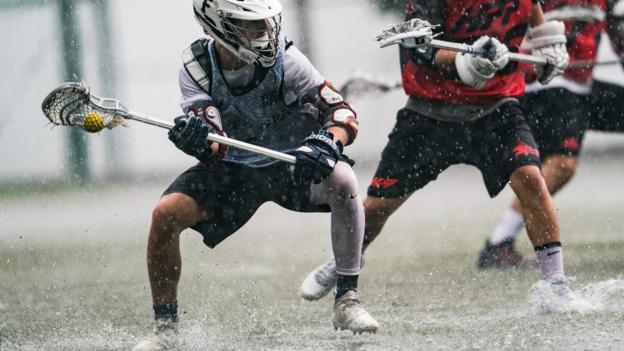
[528,278,624,314]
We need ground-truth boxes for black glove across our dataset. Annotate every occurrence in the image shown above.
[168,116,216,163]
[291,130,343,184]
[168,104,227,163]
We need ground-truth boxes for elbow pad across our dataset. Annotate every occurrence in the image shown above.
[305,81,359,145]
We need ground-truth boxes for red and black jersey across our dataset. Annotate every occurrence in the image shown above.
[541,0,607,83]
[402,0,533,105]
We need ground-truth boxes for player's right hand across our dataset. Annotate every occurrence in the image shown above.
[168,115,218,163]
[455,36,510,90]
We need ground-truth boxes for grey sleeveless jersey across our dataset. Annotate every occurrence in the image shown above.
[196,39,321,167]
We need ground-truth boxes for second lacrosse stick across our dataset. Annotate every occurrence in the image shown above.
[376,18,548,66]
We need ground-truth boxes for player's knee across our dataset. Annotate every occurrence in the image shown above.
[511,165,545,194]
[551,157,577,183]
[152,202,176,230]
[327,161,359,201]
[151,197,187,234]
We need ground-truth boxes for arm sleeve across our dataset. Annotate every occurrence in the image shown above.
[282,45,325,105]
[178,67,212,114]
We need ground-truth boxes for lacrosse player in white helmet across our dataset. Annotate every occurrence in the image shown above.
[132,1,378,349]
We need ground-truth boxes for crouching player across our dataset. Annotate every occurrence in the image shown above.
[479,0,624,267]
[133,0,378,349]
[300,0,572,302]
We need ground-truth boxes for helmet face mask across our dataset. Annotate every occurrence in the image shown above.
[223,16,282,67]
[193,0,283,67]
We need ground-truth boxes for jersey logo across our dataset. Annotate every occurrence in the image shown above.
[513,141,540,157]
[561,137,580,151]
[451,0,520,33]
[370,177,398,189]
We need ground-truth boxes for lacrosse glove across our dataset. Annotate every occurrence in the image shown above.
[526,21,569,84]
[291,130,343,184]
[168,105,227,163]
[455,36,510,90]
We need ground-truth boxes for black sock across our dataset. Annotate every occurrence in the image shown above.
[336,275,358,300]
[153,301,178,322]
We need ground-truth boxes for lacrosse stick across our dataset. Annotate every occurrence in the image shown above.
[569,59,624,68]
[41,82,296,164]
[376,18,548,66]
[339,70,402,99]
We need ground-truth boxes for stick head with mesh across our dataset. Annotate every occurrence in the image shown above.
[41,82,127,131]
[376,18,439,48]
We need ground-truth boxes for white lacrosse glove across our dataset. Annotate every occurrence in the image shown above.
[455,36,510,90]
[525,21,569,85]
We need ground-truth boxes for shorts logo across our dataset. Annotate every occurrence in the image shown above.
[561,138,580,151]
[450,0,519,33]
[371,177,398,189]
[513,141,540,158]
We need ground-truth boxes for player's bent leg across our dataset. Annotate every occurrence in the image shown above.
[300,162,364,301]
[363,195,410,250]
[479,155,577,269]
[541,154,578,194]
[299,184,407,302]
[148,193,210,305]
[509,165,559,248]
[509,165,570,297]
[134,193,210,351]
[307,162,379,333]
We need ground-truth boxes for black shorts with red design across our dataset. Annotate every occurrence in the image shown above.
[520,88,592,158]
[368,102,541,199]
[163,162,328,248]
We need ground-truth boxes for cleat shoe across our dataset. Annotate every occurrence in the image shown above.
[477,239,536,269]
[545,274,573,299]
[132,319,179,351]
[332,290,379,334]
[299,257,365,301]
[299,258,337,301]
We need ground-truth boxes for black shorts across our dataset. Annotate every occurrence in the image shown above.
[367,102,541,199]
[163,162,329,248]
[589,79,624,132]
[520,88,592,157]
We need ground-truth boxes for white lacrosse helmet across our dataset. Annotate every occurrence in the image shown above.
[193,0,283,67]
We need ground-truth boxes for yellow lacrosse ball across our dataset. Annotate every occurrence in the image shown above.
[83,112,105,133]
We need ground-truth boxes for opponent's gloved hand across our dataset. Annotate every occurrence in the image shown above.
[455,36,510,89]
[525,21,569,84]
[291,130,343,184]
[168,105,227,163]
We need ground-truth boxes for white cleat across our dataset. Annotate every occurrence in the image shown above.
[299,257,365,301]
[299,258,337,301]
[332,290,379,335]
[132,320,179,351]
[546,274,573,299]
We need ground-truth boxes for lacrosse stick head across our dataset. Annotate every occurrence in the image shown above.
[376,18,438,49]
[41,82,128,132]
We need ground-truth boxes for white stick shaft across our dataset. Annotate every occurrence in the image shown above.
[429,39,548,65]
[126,112,297,164]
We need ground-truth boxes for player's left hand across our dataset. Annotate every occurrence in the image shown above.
[291,130,343,184]
[526,21,569,84]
